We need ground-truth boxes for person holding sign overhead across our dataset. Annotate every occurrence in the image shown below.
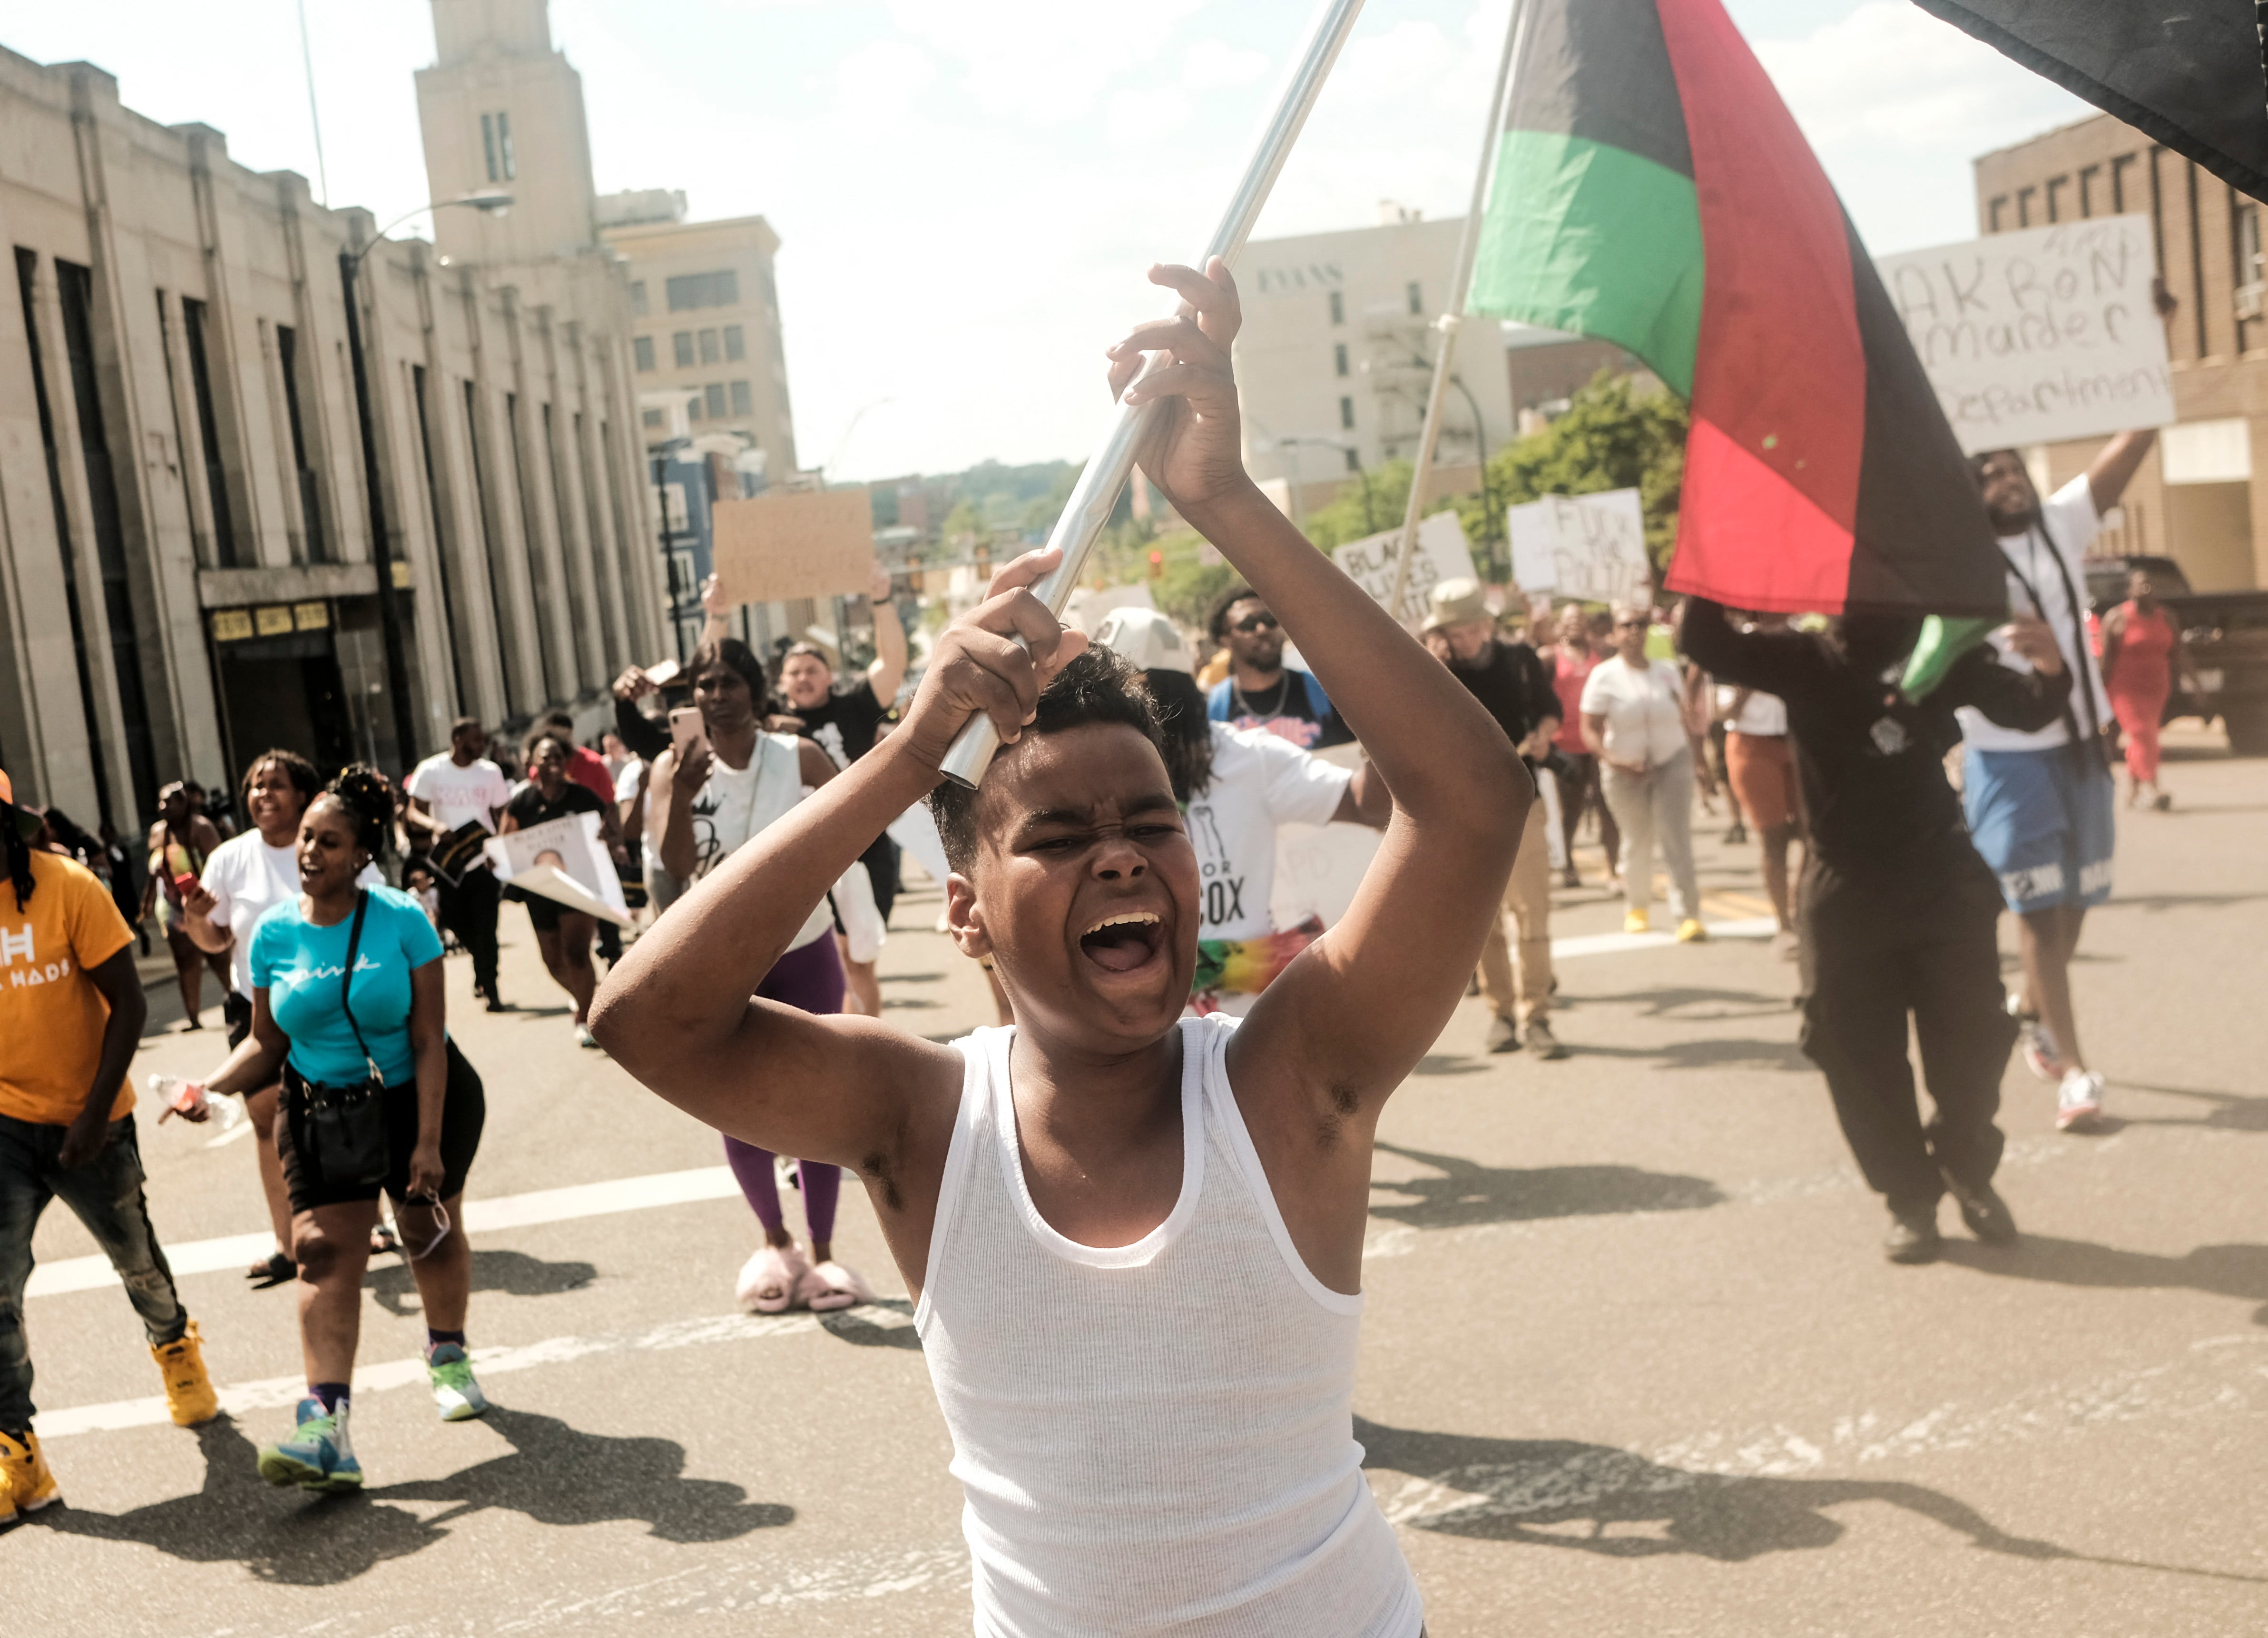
[1961,427,2157,1133]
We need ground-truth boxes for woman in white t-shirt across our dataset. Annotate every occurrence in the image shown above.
[1091,608,1387,1016]
[1581,605,1708,940]
[650,638,879,1315]
[181,750,382,1283]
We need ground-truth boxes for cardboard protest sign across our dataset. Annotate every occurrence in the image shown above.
[711,488,876,606]
[1874,216,2174,454]
[1508,489,1649,603]
[484,812,633,928]
[1268,744,1381,933]
[1331,511,1477,620]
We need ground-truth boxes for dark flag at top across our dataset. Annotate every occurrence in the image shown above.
[1912,0,2268,204]
[1467,0,2004,617]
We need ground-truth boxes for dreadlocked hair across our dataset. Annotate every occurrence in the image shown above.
[324,765,395,861]
[928,645,1166,875]
[3,813,32,912]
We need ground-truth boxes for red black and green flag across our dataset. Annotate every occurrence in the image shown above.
[1468,0,2006,619]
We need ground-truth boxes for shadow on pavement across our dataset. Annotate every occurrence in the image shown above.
[2096,889,2268,913]
[1573,1037,1813,1073]
[820,1296,923,1352]
[1370,1142,1723,1231]
[1938,1236,2268,1325]
[1356,1415,2066,1561]
[1579,986,1793,1021]
[39,1408,793,1579]
[2114,1082,2268,1133]
[368,1248,599,1317]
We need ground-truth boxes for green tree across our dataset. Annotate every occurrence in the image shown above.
[1301,458,1417,550]
[1485,371,1688,569]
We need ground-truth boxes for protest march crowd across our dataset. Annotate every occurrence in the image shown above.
[0,0,2245,1625]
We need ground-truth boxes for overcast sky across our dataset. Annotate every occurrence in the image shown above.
[6,0,2088,481]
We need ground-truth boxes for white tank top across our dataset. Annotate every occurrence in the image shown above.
[918,1015,1423,1638]
[687,732,830,950]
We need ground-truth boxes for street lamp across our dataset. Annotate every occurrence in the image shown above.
[338,191,513,766]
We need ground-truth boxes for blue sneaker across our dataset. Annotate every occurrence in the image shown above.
[426,1344,490,1422]
[256,1397,363,1492]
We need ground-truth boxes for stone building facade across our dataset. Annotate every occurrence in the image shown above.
[0,13,664,829]
[1974,115,2266,591]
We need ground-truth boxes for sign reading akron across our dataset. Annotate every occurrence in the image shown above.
[1873,215,2174,454]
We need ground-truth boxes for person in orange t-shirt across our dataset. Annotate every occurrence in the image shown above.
[0,769,217,1524]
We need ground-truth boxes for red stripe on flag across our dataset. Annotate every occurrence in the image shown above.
[1668,417,1853,612]
[1657,0,1865,561]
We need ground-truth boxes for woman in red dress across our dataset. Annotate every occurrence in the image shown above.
[2100,566,2192,810]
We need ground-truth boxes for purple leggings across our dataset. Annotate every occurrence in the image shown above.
[724,934,845,1245]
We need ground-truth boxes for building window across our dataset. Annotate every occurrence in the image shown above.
[730,379,753,416]
[1406,281,1422,315]
[630,280,648,317]
[1988,196,2007,233]
[1334,342,1349,378]
[723,323,746,361]
[698,327,721,364]
[480,112,516,182]
[1328,290,1344,326]
[181,296,239,567]
[672,331,694,368]
[2046,175,2067,223]
[2111,153,2136,212]
[1338,395,1355,430]
[2239,202,2264,293]
[666,270,741,312]
[2017,186,2036,226]
[642,408,664,429]
[633,335,655,373]
[1344,447,1360,473]
[275,324,328,563]
[705,383,728,419]
[2079,165,2101,218]
[686,391,703,422]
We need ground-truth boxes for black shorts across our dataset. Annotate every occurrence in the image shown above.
[277,1044,486,1212]
[224,989,254,1050]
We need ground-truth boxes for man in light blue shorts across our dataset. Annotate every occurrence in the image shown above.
[1961,429,2156,1132]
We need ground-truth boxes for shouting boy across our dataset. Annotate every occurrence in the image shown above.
[593,259,1525,1636]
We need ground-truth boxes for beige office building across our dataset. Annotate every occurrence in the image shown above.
[599,194,798,477]
[1974,116,2267,591]
[1236,209,1514,523]
[0,1,664,829]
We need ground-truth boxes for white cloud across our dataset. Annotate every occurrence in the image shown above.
[1181,39,1271,91]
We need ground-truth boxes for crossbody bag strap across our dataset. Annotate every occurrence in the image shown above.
[338,888,381,1085]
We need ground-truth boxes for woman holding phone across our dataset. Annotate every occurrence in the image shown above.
[196,767,489,1492]
[648,637,878,1313]
[498,730,620,1048]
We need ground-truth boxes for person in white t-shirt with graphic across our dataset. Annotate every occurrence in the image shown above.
[1091,607,1387,1016]
[405,718,512,1013]
[1961,429,2157,1132]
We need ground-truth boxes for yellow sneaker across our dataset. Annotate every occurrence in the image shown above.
[0,1428,59,1520]
[152,1320,220,1426]
[1623,909,1649,935]
[1676,918,1708,943]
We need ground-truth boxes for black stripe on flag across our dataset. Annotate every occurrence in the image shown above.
[1505,0,1695,179]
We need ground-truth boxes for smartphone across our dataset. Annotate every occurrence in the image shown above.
[173,871,200,897]
[669,705,706,758]
[645,658,683,688]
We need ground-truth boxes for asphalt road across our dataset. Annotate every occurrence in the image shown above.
[18,731,2267,1636]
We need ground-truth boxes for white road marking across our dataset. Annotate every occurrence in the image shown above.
[35,1304,919,1438]
[26,1164,744,1300]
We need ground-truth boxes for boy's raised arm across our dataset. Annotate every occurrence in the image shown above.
[1115,260,1530,1105]
[590,554,1085,1170]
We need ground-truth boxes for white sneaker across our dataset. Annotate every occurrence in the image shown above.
[2007,992,2064,1082]
[2055,1068,2104,1132]
[574,1023,600,1050]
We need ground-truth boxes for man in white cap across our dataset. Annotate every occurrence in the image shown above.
[1421,578,1563,1057]
[1091,606,1387,1015]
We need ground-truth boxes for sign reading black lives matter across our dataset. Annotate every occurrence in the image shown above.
[1874,215,2174,455]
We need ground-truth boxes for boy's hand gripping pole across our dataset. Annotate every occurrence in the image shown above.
[935,0,1369,790]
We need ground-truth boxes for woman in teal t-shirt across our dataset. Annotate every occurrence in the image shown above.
[200,767,489,1493]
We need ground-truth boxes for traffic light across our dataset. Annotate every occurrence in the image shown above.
[1148,549,1164,580]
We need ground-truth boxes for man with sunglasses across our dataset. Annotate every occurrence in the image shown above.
[1205,584,1354,749]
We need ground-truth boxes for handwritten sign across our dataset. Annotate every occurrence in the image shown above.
[1508,488,1649,602]
[712,488,876,605]
[1331,510,1477,621]
[1873,216,2174,453]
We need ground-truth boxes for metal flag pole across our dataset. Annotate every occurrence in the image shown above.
[936,0,1371,789]
[1380,0,1530,626]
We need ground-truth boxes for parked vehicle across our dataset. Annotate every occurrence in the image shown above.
[2082,554,2268,756]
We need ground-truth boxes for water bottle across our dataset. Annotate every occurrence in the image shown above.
[148,1074,244,1132]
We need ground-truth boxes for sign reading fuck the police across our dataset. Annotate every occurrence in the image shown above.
[1875,214,2175,454]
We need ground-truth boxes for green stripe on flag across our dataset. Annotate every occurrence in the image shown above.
[1469,129,1704,400]
[1899,614,1996,702]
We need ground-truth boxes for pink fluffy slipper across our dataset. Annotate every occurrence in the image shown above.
[795,1260,874,1313]
[736,1243,811,1314]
